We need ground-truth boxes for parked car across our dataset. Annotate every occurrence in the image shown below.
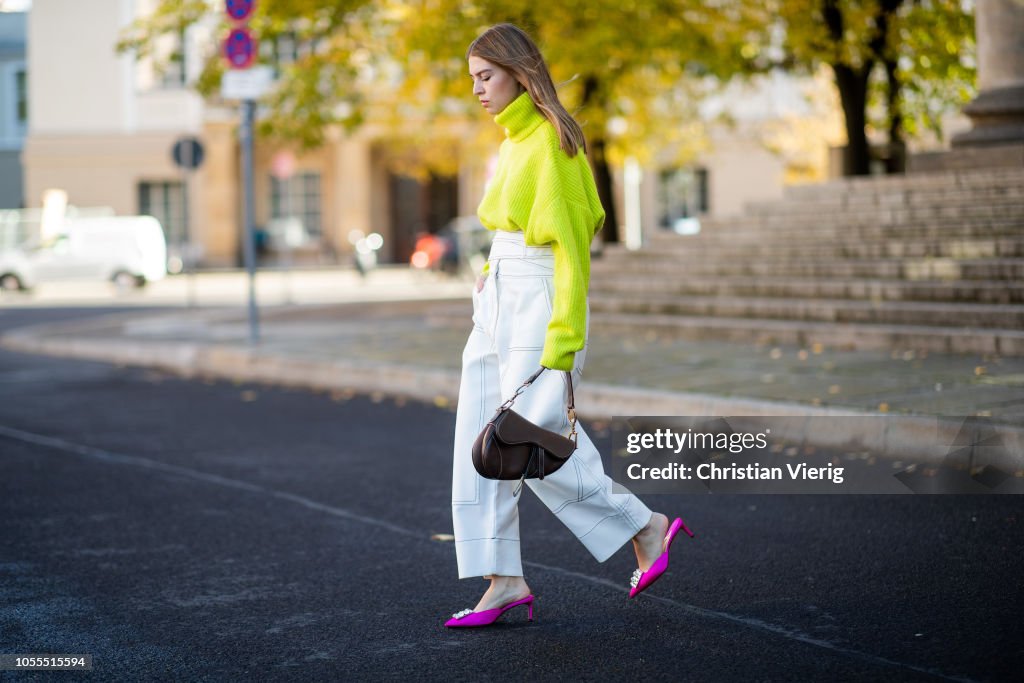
[448,216,493,276]
[410,230,459,274]
[0,215,168,291]
[408,217,496,278]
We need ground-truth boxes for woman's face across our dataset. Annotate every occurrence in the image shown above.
[468,55,523,115]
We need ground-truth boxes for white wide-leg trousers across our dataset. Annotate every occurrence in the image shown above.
[451,231,653,579]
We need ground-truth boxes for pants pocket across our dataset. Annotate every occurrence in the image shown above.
[501,277,553,351]
[470,278,488,330]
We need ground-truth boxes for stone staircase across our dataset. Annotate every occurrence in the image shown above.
[589,166,1024,355]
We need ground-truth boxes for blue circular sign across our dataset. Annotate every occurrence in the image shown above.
[225,0,255,22]
[172,137,205,170]
[223,28,257,69]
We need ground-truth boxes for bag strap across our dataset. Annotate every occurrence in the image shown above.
[499,367,577,446]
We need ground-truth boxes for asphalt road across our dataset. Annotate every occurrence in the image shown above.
[1,308,1022,682]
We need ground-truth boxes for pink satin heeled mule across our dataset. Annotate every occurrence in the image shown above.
[444,594,535,628]
[629,517,695,598]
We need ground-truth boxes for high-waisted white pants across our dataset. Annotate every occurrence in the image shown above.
[451,231,653,578]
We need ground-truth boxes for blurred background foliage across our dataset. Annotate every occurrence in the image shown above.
[117,0,976,180]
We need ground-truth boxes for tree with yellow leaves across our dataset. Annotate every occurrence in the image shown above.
[117,0,977,246]
[716,0,976,175]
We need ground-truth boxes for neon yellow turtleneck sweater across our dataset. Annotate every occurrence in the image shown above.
[476,91,606,371]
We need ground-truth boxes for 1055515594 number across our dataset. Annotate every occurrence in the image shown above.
[0,654,92,670]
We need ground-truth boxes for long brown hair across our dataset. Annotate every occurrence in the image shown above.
[466,23,588,158]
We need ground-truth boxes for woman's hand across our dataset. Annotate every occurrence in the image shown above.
[475,273,488,292]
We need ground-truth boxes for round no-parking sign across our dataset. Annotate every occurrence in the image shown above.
[225,0,256,22]
[224,28,257,69]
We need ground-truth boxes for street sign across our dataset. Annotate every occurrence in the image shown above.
[221,65,274,100]
[223,0,262,344]
[172,137,205,170]
[225,0,256,22]
[223,27,257,69]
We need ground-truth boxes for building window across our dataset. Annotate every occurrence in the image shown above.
[269,31,298,66]
[657,167,709,230]
[160,29,187,88]
[2,62,27,145]
[270,171,322,238]
[15,68,27,129]
[139,181,188,245]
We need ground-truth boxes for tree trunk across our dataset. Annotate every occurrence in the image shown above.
[589,137,617,245]
[823,0,873,176]
[580,75,619,245]
[832,63,874,176]
[823,0,905,176]
[876,0,905,174]
[885,56,907,174]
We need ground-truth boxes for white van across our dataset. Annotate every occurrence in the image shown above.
[0,215,168,291]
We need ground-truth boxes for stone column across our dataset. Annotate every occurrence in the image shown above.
[199,119,240,267]
[952,0,1024,147]
[331,135,374,259]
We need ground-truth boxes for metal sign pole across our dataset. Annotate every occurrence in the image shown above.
[186,174,198,308]
[283,173,293,304]
[172,136,205,306]
[240,98,260,344]
[222,0,262,340]
[181,142,196,308]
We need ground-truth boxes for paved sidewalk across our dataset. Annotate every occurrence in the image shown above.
[3,297,1023,460]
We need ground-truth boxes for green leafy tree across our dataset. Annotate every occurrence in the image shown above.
[119,0,733,243]
[118,0,376,146]
[118,0,978,245]
[718,0,976,175]
[325,0,728,242]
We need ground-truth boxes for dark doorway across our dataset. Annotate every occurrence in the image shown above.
[387,172,458,264]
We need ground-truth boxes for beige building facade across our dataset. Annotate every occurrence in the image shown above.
[24,0,852,268]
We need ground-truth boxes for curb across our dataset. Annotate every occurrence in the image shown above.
[3,326,1021,464]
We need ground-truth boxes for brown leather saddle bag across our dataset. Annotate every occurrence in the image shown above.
[471,367,577,496]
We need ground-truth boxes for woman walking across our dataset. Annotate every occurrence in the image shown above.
[447,23,693,628]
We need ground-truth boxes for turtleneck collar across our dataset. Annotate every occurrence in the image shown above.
[494,91,546,141]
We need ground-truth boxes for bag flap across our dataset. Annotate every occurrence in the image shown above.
[492,408,575,459]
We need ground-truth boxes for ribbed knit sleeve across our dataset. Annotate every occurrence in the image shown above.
[526,194,599,370]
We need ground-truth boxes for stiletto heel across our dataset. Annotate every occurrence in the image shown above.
[679,519,695,539]
[445,594,535,628]
[629,516,695,598]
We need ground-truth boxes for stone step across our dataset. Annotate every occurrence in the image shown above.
[846,187,1023,205]
[578,167,1024,356]
[600,237,1024,261]
[589,275,1024,304]
[747,193,1024,218]
[587,294,1024,329]
[746,195,1023,219]
[591,256,1024,281]
[589,313,1024,356]
[783,170,1024,195]
[638,225,1024,250]
[777,167,1024,202]
[690,216,1024,239]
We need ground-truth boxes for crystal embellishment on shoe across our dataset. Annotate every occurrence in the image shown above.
[629,517,695,599]
[444,594,535,628]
